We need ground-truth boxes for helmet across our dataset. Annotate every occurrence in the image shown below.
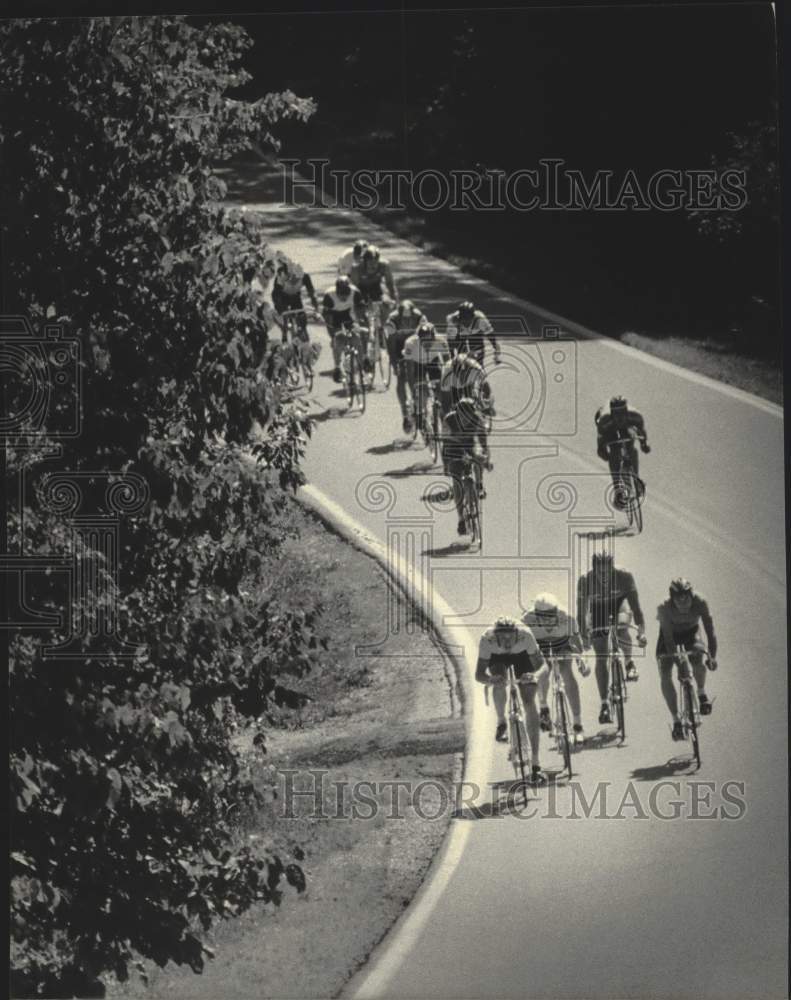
[669,577,693,597]
[494,615,518,632]
[417,320,435,338]
[592,551,614,565]
[335,276,351,297]
[610,396,628,414]
[353,239,367,256]
[399,299,416,314]
[456,396,478,426]
[458,301,475,323]
[533,593,559,614]
[362,245,379,264]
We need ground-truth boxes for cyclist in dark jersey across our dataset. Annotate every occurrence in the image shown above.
[384,300,425,434]
[577,551,647,724]
[441,397,490,536]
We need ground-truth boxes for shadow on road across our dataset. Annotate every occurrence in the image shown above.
[366,440,418,455]
[630,757,697,781]
[382,461,437,478]
[582,730,626,750]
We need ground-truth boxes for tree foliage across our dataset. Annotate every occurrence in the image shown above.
[3,16,320,996]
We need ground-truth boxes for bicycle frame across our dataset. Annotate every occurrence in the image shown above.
[674,644,702,769]
[607,617,627,743]
[505,664,531,797]
[546,654,574,777]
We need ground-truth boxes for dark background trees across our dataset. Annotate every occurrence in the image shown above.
[233,4,779,354]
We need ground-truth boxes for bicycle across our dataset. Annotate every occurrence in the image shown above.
[280,308,316,392]
[414,376,443,464]
[485,665,533,800]
[338,327,366,413]
[363,299,391,389]
[608,437,645,533]
[458,453,491,547]
[674,644,706,769]
[545,653,574,778]
[587,616,627,743]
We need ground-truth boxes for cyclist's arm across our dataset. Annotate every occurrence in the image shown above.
[697,598,718,658]
[351,289,364,321]
[302,273,318,307]
[321,292,334,324]
[381,262,397,300]
[529,647,548,681]
[657,605,676,658]
[475,654,492,684]
[479,314,498,353]
[623,577,646,630]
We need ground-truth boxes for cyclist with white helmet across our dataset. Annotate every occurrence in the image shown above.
[337,238,368,276]
[350,244,397,303]
[577,551,648,724]
[384,300,426,433]
[322,275,365,382]
[475,615,548,784]
[446,301,500,367]
[403,320,450,437]
[657,577,719,741]
[522,593,588,744]
[595,396,651,507]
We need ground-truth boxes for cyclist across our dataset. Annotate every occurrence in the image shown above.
[657,577,719,740]
[351,246,398,376]
[595,396,651,508]
[446,301,500,367]
[577,551,647,724]
[441,397,490,535]
[322,276,365,382]
[337,238,368,276]
[522,593,588,744]
[272,260,319,342]
[438,348,494,420]
[475,615,548,784]
[384,299,426,434]
[403,320,450,439]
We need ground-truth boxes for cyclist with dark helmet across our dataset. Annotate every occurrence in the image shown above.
[384,299,426,433]
[350,244,397,302]
[657,578,718,740]
[272,259,319,342]
[475,615,548,784]
[441,396,491,536]
[446,301,500,367]
[322,275,364,382]
[403,320,450,439]
[595,396,651,508]
[337,238,368,276]
[576,551,647,724]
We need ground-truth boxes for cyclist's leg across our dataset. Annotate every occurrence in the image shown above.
[607,450,622,492]
[519,678,541,768]
[591,631,610,702]
[558,655,582,724]
[491,677,507,726]
[448,459,466,530]
[617,599,638,676]
[685,630,709,697]
[656,632,681,721]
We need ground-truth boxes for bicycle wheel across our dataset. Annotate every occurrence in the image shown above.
[683,680,701,769]
[344,354,356,410]
[382,334,392,389]
[555,690,573,778]
[509,711,529,789]
[464,474,481,545]
[430,402,440,465]
[631,476,644,534]
[355,353,367,413]
[611,658,626,742]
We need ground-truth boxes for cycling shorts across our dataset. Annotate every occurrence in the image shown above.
[656,627,706,661]
[484,651,538,680]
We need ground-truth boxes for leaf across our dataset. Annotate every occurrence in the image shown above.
[106,768,123,808]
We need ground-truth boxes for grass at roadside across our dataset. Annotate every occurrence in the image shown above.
[106,499,462,1000]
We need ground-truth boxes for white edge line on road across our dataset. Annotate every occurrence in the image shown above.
[297,483,493,1000]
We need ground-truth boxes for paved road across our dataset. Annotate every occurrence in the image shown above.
[230,163,788,999]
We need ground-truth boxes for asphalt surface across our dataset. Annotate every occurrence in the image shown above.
[230,163,788,999]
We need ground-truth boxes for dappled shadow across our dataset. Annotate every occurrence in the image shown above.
[381,461,438,478]
[581,730,626,750]
[630,756,698,781]
[309,406,350,424]
[366,440,418,455]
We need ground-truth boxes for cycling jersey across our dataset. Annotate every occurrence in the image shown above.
[275,269,315,299]
[521,608,582,654]
[385,308,425,363]
[350,259,396,300]
[337,248,364,276]
[577,567,645,632]
[439,354,488,416]
[403,333,450,375]
[446,309,496,358]
[477,624,545,680]
[657,594,717,658]
[322,285,363,331]
[595,409,647,459]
